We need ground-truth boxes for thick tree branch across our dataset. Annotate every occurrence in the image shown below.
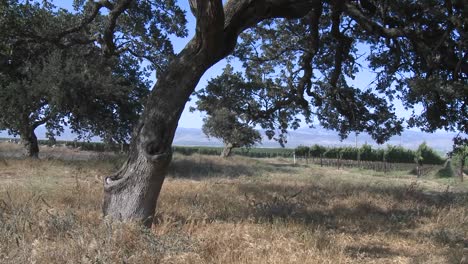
[343,2,410,38]
[221,0,322,59]
[190,0,225,55]
[138,0,324,156]
[344,1,468,78]
[32,115,52,129]
[330,5,344,88]
[296,3,322,108]
[11,0,123,52]
[176,0,323,74]
[56,0,106,39]
[102,0,133,56]
[185,0,324,127]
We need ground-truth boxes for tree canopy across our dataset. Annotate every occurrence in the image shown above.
[450,135,468,181]
[194,66,262,156]
[229,0,467,143]
[0,1,154,156]
[5,0,464,142]
[201,108,262,157]
[187,0,468,148]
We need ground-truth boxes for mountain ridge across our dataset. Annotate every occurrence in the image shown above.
[1,126,458,152]
[174,127,456,152]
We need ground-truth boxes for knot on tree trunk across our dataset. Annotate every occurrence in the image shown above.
[143,142,173,163]
[102,143,173,227]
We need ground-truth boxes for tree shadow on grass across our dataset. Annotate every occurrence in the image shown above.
[157,171,467,260]
[236,181,467,233]
[232,182,467,260]
[349,183,468,208]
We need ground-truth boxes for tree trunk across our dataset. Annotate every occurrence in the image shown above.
[102,35,227,227]
[220,143,234,158]
[20,129,39,158]
[460,156,465,182]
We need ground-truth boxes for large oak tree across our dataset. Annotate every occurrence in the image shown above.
[10,0,467,227]
[103,0,467,227]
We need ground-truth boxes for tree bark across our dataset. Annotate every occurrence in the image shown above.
[20,129,39,158]
[221,143,234,158]
[102,43,213,226]
[101,0,321,227]
[460,156,465,182]
[102,1,226,227]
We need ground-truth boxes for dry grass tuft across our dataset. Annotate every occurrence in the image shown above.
[0,152,467,263]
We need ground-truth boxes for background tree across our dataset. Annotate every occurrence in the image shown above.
[14,0,466,227]
[194,65,261,157]
[0,2,151,157]
[202,108,261,157]
[414,144,424,178]
[451,136,468,182]
[414,142,447,177]
[194,64,294,157]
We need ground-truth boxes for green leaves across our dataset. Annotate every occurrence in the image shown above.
[229,0,467,144]
[195,64,307,147]
[202,108,261,149]
[195,65,262,149]
[0,2,150,145]
[414,142,446,165]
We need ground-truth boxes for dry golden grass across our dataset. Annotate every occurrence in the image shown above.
[0,141,118,160]
[0,153,467,263]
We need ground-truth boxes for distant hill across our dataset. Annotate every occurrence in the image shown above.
[1,126,458,152]
[173,127,457,152]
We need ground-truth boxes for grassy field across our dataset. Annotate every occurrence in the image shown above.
[0,149,467,263]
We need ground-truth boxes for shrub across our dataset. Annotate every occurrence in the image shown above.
[416,142,446,165]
